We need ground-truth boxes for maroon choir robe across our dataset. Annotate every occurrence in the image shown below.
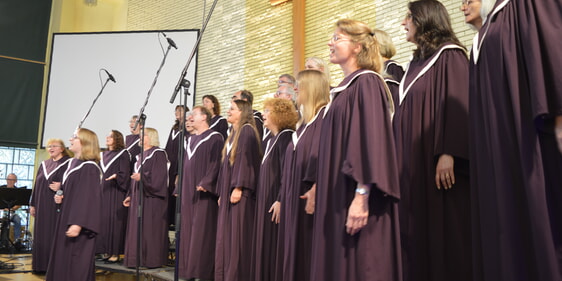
[123,147,170,268]
[252,129,293,281]
[165,127,183,225]
[177,129,224,280]
[384,60,405,110]
[394,45,471,281]
[125,134,141,168]
[469,1,562,280]
[254,110,264,140]
[45,159,103,281]
[96,149,131,256]
[310,69,401,281]
[29,156,71,272]
[276,108,325,281]
[210,115,229,140]
[215,124,262,281]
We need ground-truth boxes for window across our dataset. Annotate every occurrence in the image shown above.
[0,146,36,189]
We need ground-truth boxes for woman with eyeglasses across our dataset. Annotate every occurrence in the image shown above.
[46,129,103,281]
[395,1,471,281]
[460,0,496,31]
[468,0,562,280]
[309,19,401,281]
[29,139,72,273]
[96,130,131,264]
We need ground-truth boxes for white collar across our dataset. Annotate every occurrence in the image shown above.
[262,129,294,164]
[186,131,222,160]
[399,44,466,105]
[471,0,510,63]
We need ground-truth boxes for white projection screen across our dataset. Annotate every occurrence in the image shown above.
[43,30,199,149]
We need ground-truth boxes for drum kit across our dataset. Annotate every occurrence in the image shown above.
[0,188,32,254]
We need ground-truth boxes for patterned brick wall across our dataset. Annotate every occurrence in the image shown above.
[126,0,475,110]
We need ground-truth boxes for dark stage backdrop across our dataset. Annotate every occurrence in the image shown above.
[43,30,199,148]
[0,0,53,148]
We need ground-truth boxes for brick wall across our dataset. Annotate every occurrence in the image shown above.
[126,0,476,111]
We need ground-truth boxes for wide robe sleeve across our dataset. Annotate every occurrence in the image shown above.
[29,161,46,207]
[142,149,169,198]
[302,109,325,184]
[115,151,132,192]
[517,0,562,118]
[230,124,261,192]
[432,48,470,160]
[340,73,400,199]
[198,133,225,195]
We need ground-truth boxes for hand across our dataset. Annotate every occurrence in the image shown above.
[554,115,562,153]
[300,184,316,214]
[196,186,208,192]
[345,192,369,235]
[49,181,61,192]
[54,194,64,204]
[269,201,281,224]
[230,187,242,204]
[218,197,221,207]
[131,173,141,182]
[435,154,455,190]
[123,196,131,207]
[105,174,117,181]
[30,206,36,217]
[66,224,81,237]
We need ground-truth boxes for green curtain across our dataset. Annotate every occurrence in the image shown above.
[0,0,53,148]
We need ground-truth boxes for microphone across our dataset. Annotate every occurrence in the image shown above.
[181,79,191,88]
[103,69,116,83]
[55,189,63,212]
[162,32,178,49]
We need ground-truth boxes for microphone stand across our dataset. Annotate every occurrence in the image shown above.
[170,1,219,281]
[77,76,112,129]
[172,85,189,281]
[132,41,175,132]
[169,0,220,104]
[135,114,146,281]
[133,36,175,281]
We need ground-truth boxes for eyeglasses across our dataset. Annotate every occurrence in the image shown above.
[330,34,350,44]
[47,145,63,148]
[461,0,475,7]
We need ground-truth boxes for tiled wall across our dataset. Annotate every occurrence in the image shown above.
[125,0,476,114]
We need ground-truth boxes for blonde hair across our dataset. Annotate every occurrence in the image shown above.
[296,70,330,124]
[305,57,331,80]
[76,128,100,163]
[222,100,261,165]
[47,138,72,158]
[144,128,160,147]
[372,29,397,59]
[263,98,299,131]
[336,19,383,73]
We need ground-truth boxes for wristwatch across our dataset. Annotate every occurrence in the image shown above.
[355,186,369,195]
